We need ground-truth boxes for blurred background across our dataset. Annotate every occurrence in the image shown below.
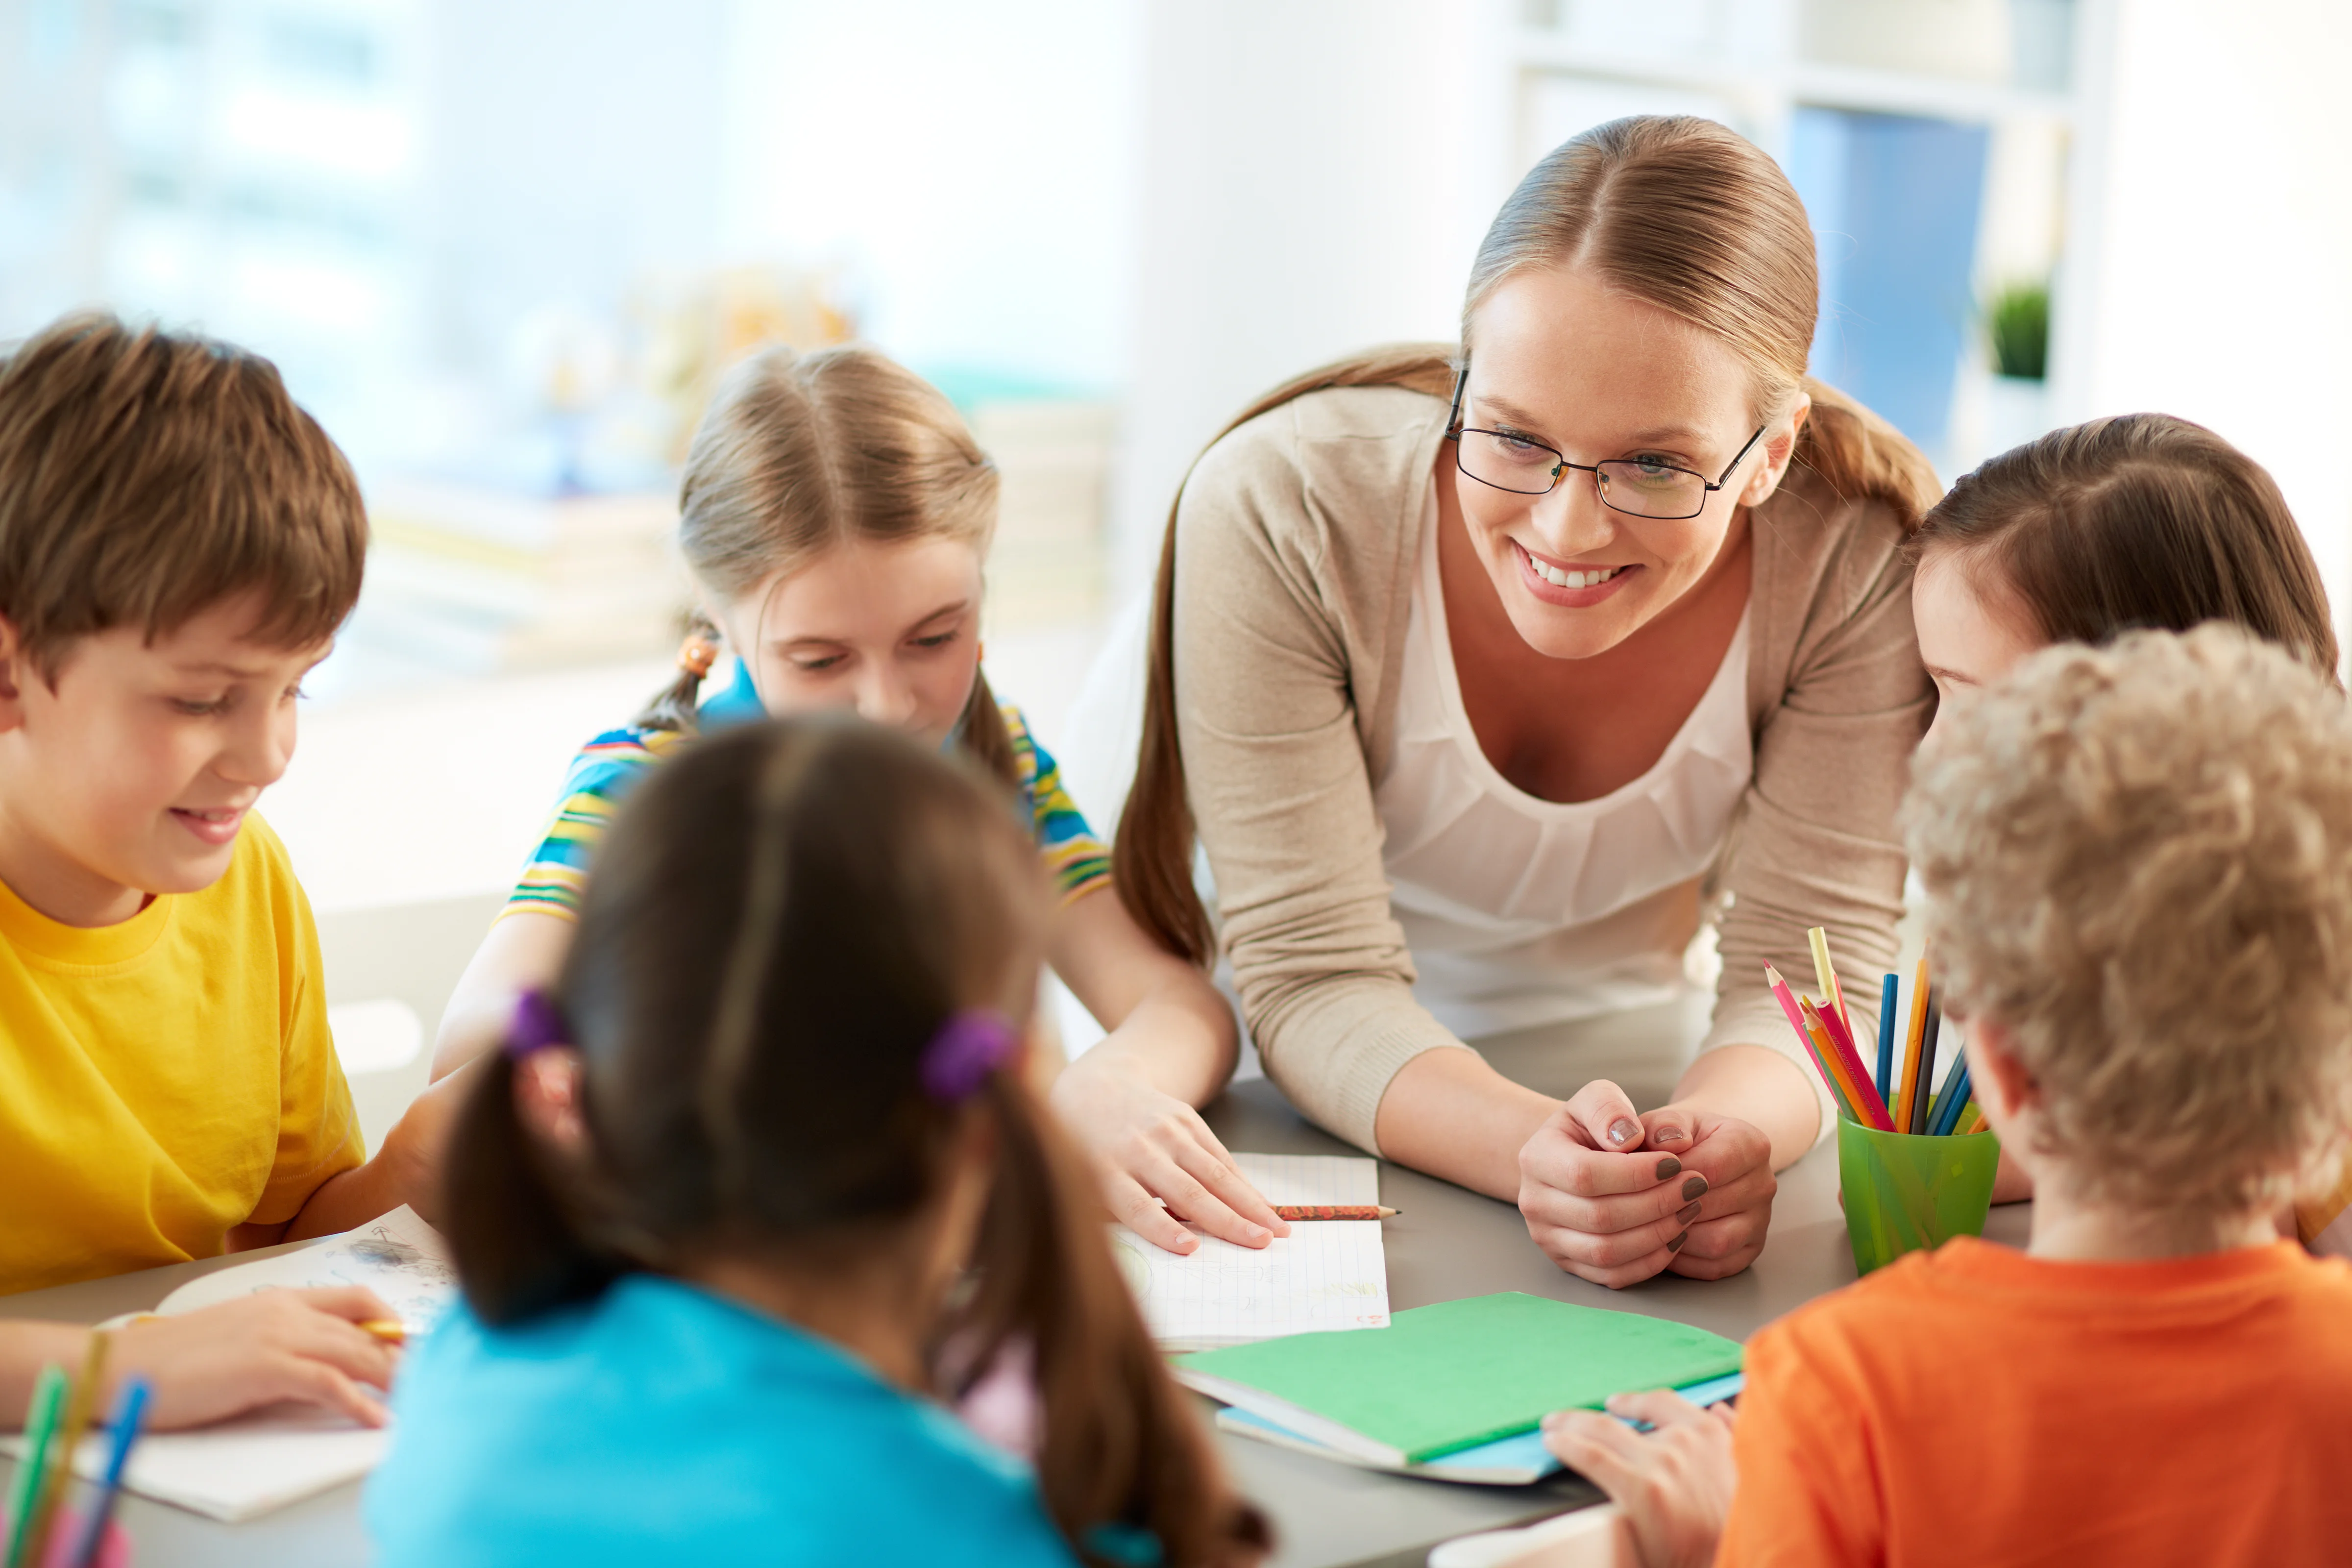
[4,0,2349,1132]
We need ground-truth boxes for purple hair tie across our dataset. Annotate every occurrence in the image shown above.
[506,988,568,1060]
[920,1010,1017,1102]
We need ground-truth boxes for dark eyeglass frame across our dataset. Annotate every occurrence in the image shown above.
[1444,361,1768,521]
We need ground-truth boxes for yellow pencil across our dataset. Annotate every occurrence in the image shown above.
[359,1320,412,1345]
[1807,926,1853,1043]
[20,1330,108,1568]
[1896,952,1933,1132]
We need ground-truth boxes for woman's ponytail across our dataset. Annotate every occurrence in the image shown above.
[442,1037,624,1327]
[1114,345,1458,969]
[954,1075,1270,1568]
[1791,375,1942,530]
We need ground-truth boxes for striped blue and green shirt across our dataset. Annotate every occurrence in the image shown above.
[503,660,1113,922]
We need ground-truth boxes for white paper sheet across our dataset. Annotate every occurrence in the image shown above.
[1110,1153,1390,1351]
[155,1204,457,1329]
[12,1208,461,1521]
[2,1404,387,1523]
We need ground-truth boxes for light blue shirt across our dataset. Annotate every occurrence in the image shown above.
[367,1273,1079,1568]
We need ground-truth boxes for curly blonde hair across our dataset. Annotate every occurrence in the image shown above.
[1903,625,2352,1217]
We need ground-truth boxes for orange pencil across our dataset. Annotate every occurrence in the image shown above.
[1813,996,1897,1130]
[1894,953,1933,1132]
[1800,996,1887,1130]
[1767,965,1862,1122]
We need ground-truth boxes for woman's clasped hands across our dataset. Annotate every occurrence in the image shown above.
[1517,1079,1777,1288]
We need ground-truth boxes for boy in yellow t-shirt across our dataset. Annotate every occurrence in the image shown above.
[0,315,466,1432]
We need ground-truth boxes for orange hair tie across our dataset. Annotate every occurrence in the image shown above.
[677,635,719,680]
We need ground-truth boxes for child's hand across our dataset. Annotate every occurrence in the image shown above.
[112,1286,402,1430]
[1541,1391,1737,1568]
[1049,1053,1288,1255]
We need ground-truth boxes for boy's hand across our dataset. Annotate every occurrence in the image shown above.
[1542,1390,1737,1568]
[113,1286,401,1430]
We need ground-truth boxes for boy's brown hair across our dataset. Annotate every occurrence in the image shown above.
[1904,626,2352,1217]
[0,313,367,678]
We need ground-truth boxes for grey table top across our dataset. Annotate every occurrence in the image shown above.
[0,1013,2027,1568]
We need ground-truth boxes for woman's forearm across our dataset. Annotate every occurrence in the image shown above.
[1372,1048,1560,1200]
[1669,1043,1820,1170]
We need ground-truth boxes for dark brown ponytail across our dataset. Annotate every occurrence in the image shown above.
[442,715,1265,1567]
[954,1075,1269,1566]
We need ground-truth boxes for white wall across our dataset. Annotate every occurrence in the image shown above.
[1110,0,1517,600]
[717,0,1141,392]
[2071,0,2352,632]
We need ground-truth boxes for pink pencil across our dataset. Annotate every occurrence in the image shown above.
[1813,995,1897,1130]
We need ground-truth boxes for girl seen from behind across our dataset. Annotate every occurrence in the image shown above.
[432,344,1282,1259]
[368,717,1268,1568]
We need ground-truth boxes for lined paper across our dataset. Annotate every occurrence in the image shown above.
[1111,1153,1391,1351]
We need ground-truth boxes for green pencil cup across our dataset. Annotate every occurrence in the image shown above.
[1836,1116,2001,1275]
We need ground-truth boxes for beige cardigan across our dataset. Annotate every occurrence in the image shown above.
[1171,385,1931,1154]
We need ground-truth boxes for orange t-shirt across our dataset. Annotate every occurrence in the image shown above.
[1717,1236,2352,1568]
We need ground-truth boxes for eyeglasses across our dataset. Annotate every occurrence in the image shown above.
[1445,362,1767,522]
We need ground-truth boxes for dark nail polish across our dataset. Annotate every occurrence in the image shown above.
[1677,1200,1703,1225]
[1682,1174,1709,1201]
[1668,1229,1689,1251]
[1654,1156,1682,1180]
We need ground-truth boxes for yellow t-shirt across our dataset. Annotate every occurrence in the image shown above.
[0,814,364,1295]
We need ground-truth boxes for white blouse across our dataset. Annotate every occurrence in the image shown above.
[1373,492,1754,1042]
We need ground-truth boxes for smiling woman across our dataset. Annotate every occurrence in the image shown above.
[1116,115,1942,1288]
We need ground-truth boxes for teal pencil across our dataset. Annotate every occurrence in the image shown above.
[1930,1060,1975,1137]
[1924,1042,1971,1135]
[2,1364,67,1568]
[1875,973,1899,1105]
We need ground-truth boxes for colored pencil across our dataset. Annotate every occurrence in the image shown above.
[18,1333,106,1568]
[1812,997,1896,1130]
[65,1378,147,1568]
[1875,973,1899,1106]
[1922,1041,1970,1137]
[1895,954,1932,1133]
[1802,996,1893,1131]
[1912,989,1946,1135]
[1930,1060,1975,1137]
[1271,1206,1398,1221]
[1958,1104,1986,1136]
[3,1365,66,1568]
[1766,965,1861,1122]
[359,1320,417,1345]
[1807,927,1854,1044]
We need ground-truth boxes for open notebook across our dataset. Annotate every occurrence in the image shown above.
[0,1206,459,1522]
[1111,1153,1390,1351]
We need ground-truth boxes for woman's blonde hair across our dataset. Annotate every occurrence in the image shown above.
[1904,626,2352,1218]
[1118,114,1943,965]
[638,343,1018,784]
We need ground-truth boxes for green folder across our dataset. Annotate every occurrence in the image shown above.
[1174,1291,1743,1467]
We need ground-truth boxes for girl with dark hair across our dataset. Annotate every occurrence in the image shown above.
[366,716,1268,1568]
[1908,412,2350,1243]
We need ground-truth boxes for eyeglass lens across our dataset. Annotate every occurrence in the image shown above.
[1454,431,1709,520]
